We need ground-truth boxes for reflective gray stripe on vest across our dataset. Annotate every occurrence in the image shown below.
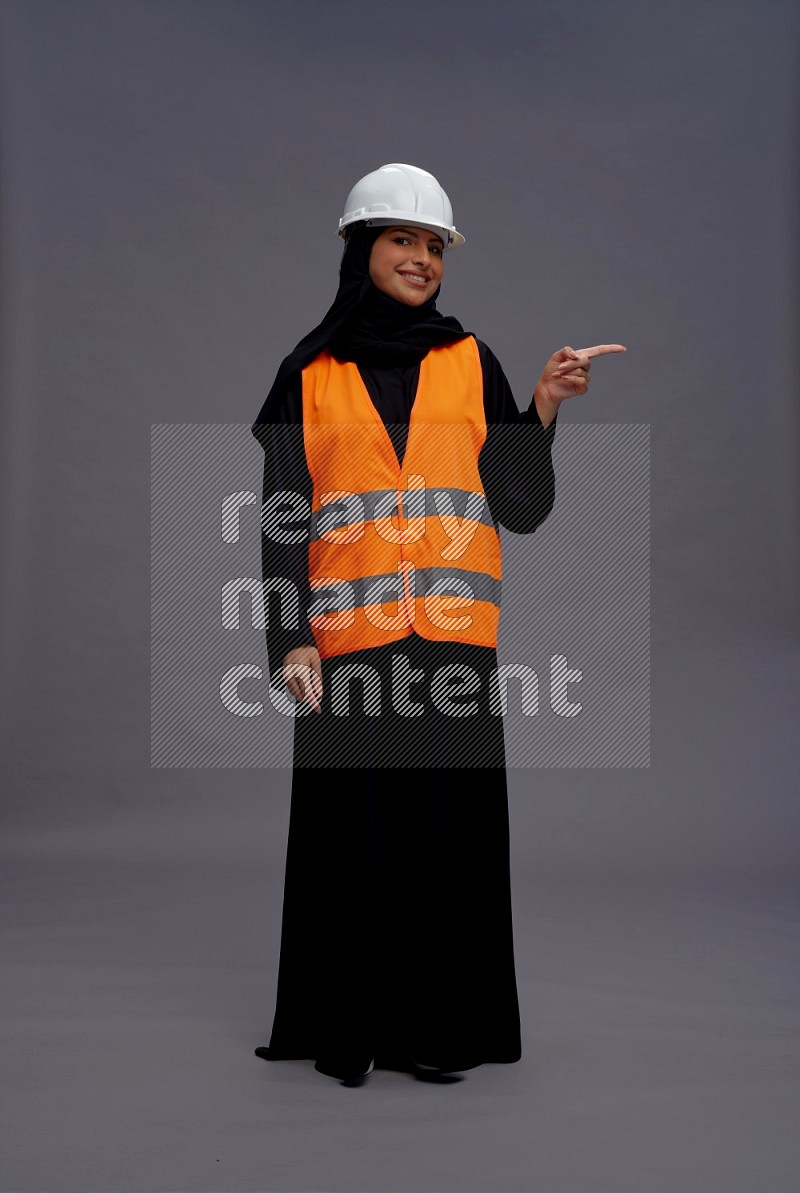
[310,486,498,543]
[413,566,502,606]
[308,566,502,619]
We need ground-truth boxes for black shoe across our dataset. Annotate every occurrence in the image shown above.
[411,1058,464,1084]
[342,1057,374,1087]
[371,1052,465,1082]
[256,1047,375,1085]
[317,1057,374,1086]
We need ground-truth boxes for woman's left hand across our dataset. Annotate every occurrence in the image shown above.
[535,343,627,409]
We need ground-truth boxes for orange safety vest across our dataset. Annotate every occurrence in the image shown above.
[301,335,503,660]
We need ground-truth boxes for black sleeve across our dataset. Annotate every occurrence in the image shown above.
[476,338,558,533]
[254,376,317,678]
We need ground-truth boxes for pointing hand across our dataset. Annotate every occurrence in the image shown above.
[540,343,627,403]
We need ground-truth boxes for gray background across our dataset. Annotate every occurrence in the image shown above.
[1,1,797,1190]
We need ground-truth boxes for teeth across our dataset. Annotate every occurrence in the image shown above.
[401,274,428,283]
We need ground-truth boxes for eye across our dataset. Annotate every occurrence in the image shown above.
[430,244,443,257]
[392,236,412,245]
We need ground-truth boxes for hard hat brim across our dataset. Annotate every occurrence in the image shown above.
[338,214,465,251]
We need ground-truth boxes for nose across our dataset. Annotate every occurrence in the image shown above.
[412,245,431,268]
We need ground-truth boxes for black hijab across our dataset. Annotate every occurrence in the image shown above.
[251,223,470,444]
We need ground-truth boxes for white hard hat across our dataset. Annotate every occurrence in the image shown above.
[337,162,465,250]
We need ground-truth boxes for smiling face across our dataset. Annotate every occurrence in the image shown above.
[368,225,445,306]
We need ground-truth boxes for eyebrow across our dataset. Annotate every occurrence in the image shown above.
[389,226,445,247]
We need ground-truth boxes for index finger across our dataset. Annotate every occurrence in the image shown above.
[575,344,627,359]
[308,670,323,714]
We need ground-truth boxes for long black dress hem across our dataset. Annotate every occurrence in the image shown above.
[256,1046,523,1080]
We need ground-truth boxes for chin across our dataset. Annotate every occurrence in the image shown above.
[397,289,428,307]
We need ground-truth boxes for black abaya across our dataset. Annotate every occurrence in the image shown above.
[255,340,557,1079]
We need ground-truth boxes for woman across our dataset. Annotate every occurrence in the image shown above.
[251,163,624,1086]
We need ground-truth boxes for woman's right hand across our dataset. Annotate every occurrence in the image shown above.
[282,645,323,714]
